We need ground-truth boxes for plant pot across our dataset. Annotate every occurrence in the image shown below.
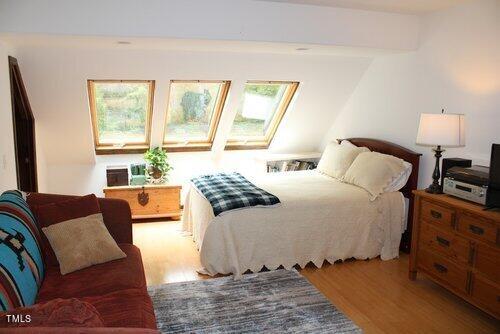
[149,166,163,179]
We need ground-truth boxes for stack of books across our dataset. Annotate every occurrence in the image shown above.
[267,160,317,173]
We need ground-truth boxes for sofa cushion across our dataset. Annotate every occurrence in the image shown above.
[0,190,45,311]
[27,193,133,245]
[82,289,157,329]
[32,194,101,266]
[37,244,146,302]
[0,298,104,328]
[42,213,126,275]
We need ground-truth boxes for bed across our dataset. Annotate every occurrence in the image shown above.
[182,138,421,277]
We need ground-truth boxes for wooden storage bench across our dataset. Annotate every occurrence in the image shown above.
[103,184,182,220]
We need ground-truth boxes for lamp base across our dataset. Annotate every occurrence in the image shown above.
[425,184,443,194]
[426,145,445,194]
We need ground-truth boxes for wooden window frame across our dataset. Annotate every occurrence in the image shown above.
[162,80,231,152]
[225,81,299,151]
[88,79,155,155]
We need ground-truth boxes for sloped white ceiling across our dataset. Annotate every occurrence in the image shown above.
[255,0,469,14]
[0,0,419,51]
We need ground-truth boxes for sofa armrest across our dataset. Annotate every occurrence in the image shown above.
[97,197,132,244]
[27,193,133,244]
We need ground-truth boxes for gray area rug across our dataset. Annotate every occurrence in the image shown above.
[148,269,362,333]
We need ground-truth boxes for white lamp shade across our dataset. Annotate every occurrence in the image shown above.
[416,113,465,147]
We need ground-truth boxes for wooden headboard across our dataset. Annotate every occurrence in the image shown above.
[338,138,422,253]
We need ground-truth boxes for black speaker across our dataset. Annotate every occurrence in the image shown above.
[486,144,500,209]
[441,158,472,190]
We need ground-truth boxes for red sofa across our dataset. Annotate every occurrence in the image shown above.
[2,193,158,333]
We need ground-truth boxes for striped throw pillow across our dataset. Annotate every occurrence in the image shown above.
[0,190,45,311]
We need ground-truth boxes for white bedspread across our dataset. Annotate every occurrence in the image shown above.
[182,170,405,277]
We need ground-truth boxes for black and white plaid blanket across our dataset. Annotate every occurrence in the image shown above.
[191,172,280,216]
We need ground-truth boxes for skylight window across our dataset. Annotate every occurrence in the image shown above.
[226,81,299,150]
[88,80,155,154]
[163,80,231,151]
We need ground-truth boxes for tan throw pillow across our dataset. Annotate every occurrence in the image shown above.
[42,213,126,275]
[343,151,407,200]
[317,142,370,179]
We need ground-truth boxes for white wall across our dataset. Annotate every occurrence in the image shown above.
[45,150,269,197]
[12,45,371,195]
[0,0,419,51]
[323,0,500,188]
[0,41,18,192]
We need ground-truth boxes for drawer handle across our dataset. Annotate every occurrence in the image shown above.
[436,236,450,247]
[430,210,442,219]
[433,263,448,273]
[469,225,484,235]
[468,246,476,265]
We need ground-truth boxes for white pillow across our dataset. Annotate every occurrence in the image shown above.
[384,161,412,192]
[343,152,408,200]
[317,142,370,179]
[340,140,412,192]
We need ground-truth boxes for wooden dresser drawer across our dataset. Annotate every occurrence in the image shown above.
[419,223,470,265]
[470,274,500,318]
[474,243,500,282]
[421,200,455,230]
[457,214,498,245]
[418,249,469,293]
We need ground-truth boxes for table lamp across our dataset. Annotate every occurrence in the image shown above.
[416,110,465,194]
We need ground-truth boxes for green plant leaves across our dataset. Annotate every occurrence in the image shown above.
[144,147,172,175]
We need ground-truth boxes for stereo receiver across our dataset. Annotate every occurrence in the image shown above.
[443,165,489,205]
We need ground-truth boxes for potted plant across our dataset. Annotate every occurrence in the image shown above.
[144,147,172,183]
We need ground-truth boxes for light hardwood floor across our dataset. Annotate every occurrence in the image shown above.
[133,221,499,334]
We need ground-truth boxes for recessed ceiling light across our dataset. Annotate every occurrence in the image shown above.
[295,47,310,51]
[117,41,131,45]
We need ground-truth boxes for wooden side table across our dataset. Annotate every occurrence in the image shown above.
[103,184,181,220]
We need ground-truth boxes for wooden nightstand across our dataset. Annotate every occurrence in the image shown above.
[410,190,500,319]
[103,184,181,221]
